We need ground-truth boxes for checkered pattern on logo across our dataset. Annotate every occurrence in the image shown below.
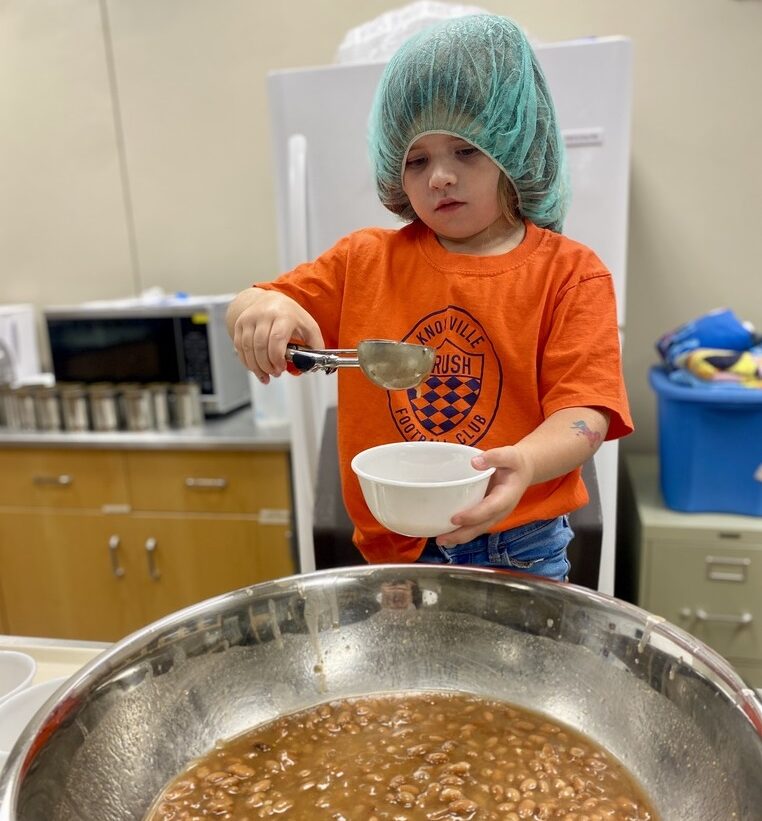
[409,375,480,435]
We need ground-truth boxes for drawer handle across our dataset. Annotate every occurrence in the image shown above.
[32,474,73,487]
[184,477,228,489]
[680,607,753,626]
[705,555,751,583]
[145,537,161,580]
[108,534,125,578]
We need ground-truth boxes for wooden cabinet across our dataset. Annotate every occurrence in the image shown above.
[0,447,294,642]
[127,513,293,626]
[0,510,140,641]
[0,449,129,508]
[124,450,289,514]
[620,454,762,687]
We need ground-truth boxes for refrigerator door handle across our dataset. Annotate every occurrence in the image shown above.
[287,134,309,268]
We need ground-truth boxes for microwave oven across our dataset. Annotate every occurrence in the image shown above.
[43,295,250,415]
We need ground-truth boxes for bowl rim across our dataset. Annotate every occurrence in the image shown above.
[0,651,36,707]
[351,441,496,488]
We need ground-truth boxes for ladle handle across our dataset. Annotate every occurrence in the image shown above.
[285,344,359,375]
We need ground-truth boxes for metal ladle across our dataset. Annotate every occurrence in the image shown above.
[285,339,436,391]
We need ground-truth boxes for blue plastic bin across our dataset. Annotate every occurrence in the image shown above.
[649,366,762,515]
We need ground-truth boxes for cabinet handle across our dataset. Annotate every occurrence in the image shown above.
[184,477,228,489]
[680,607,753,626]
[32,474,72,486]
[108,534,125,578]
[705,555,751,583]
[145,537,161,580]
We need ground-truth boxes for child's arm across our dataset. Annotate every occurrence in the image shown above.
[226,287,324,383]
[435,406,610,547]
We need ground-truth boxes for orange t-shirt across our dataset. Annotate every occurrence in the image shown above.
[258,219,633,563]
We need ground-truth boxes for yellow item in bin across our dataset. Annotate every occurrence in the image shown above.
[682,348,762,387]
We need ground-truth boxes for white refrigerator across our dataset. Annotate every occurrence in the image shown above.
[266,35,632,593]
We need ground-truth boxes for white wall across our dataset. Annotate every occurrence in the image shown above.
[1,0,761,453]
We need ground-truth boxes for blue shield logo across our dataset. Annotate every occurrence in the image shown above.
[408,339,484,436]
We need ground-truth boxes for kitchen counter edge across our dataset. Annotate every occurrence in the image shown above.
[0,407,290,451]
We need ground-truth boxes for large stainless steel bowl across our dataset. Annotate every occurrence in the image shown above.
[1,565,761,820]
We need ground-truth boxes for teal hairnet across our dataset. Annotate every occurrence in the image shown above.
[368,14,570,233]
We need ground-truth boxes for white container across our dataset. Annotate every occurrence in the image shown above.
[0,676,68,761]
[0,304,42,381]
[351,441,495,537]
[0,651,36,707]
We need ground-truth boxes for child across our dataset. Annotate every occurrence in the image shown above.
[227,14,633,581]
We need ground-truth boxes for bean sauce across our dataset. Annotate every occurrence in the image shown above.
[146,691,657,820]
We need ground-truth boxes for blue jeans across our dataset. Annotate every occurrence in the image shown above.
[416,516,573,581]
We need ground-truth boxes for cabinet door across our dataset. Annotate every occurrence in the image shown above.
[130,514,295,624]
[644,540,762,661]
[0,510,143,641]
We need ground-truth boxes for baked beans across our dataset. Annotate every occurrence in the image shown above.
[146,692,656,820]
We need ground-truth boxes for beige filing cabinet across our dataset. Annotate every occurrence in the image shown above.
[620,454,762,687]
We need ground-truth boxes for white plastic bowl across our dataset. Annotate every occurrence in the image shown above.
[351,441,495,537]
[0,676,68,758]
[0,651,36,707]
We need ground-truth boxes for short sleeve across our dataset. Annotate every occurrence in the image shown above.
[539,271,633,440]
[255,234,351,349]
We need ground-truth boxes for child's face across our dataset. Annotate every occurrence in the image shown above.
[402,133,507,247]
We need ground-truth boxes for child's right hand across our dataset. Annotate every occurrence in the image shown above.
[226,287,324,383]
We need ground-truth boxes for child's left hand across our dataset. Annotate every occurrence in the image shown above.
[435,446,533,547]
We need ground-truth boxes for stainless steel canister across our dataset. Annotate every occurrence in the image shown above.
[122,386,155,432]
[0,384,13,428]
[116,382,139,426]
[147,383,171,431]
[89,383,120,432]
[5,387,23,430]
[59,384,90,432]
[33,386,62,432]
[14,387,37,431]
[171,381,203,429]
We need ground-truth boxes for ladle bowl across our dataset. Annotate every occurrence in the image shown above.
[286,339,435,390]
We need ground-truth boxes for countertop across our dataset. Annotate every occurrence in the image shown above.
[0,404,290,451]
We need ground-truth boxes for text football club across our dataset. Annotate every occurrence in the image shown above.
[389,306,502,445]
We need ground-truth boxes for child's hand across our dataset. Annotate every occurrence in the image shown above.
[434,446,534,547]
[227,288,324,383]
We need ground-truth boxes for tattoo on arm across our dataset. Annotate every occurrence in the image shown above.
[571,420,603,449]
